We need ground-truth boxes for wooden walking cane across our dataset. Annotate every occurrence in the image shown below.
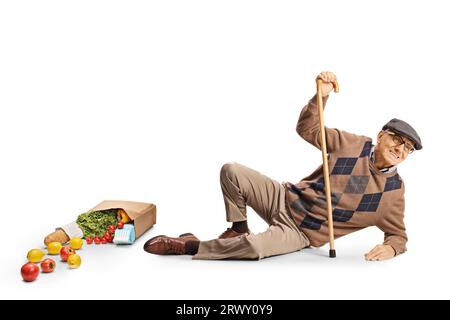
[316,78,339,258]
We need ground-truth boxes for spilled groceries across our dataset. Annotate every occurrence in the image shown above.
[20,201,156,282]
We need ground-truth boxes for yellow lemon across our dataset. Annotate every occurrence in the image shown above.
[47,242,63,255]
[69,238,83,250]
[67,254,82,269]
[26,249,45,263]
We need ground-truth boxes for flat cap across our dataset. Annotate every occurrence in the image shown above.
[382,118,422,150]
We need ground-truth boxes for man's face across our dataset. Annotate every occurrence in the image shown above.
[374,131,415,167]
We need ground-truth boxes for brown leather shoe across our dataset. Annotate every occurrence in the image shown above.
[143,233,199,255]
[218,228,250,239]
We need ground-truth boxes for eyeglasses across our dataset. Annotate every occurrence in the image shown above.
[385,131,415,154]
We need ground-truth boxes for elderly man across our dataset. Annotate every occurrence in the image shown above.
[144,71,422,261]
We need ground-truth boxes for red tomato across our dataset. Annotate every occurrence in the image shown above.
[21,262,39,282]
[60,246,76,262]
[40,258,56,273]
[117,222,124,229]
[94,236,101,244]
[104,232,111,240]
[108,225,116,233]
[101,237,107,244]
[85,237,93,245]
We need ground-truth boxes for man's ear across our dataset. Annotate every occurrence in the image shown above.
[376,131,385,144]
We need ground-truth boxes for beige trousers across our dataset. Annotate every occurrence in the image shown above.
[193,163,310,260]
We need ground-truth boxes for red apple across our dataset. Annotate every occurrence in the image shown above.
[60,246,76,262]
[40,258,56,273]
[21,262,39,282]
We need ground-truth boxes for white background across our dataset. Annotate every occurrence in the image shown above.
[1,0,449,300]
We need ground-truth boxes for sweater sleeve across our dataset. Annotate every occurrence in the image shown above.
[376,188,408,255]
[296,95,345,153]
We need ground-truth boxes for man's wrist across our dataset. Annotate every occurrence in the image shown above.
[387,245,397,256]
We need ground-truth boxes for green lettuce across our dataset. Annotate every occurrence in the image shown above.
[76,209,118,238]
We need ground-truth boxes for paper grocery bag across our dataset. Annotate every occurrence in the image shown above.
[91,200,156,239]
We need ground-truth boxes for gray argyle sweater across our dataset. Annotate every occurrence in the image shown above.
[284,95,407,254]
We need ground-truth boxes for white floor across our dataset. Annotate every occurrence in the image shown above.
[3,207,449,300]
